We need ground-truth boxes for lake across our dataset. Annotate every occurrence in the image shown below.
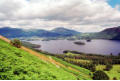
[28,39,120,55]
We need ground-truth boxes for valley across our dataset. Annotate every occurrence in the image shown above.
[1,0,120,80]
[0,26,120,80]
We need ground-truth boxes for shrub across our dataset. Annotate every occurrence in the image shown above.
[90,64,96,72]
[0,75,7,80]
[10,39,22,48]
[63,50,68,54]
[105,64,113,71]
[93,70,109,80]
[13,67,27,75]
[118,53,120,57]
[113,77,117,80]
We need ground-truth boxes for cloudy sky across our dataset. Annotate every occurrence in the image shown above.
[0,0,120,32]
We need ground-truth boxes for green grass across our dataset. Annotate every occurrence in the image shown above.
[96,65,120,80]
[51,56,92,80]
[0,39,83,80]
[105,65,120,80]
[96,65,106,71]
[65,52,80,56]
[64,57,92,64]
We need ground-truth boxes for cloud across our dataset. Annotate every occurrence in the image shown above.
[0,0,120,32]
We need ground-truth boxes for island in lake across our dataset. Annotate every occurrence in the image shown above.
[74,41,85,45]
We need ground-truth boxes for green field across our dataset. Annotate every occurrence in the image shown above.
[0,39,91,80]
[51,56,91,75]
[65,52,80,56]
[96,65,120,80]
[54,51,120,80]
[64,58,92,64]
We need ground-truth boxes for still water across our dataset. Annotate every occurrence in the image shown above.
[28,39,120,55]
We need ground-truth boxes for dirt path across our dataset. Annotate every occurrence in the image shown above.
[0,35,10,42]
[0,35,91,79]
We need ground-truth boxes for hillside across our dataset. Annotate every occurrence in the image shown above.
[0,36,91,80]
[51,27,80,36]
[99,26,120,40]
[0,27,61,38]
[0,27,80,38]
[86,26,120,40]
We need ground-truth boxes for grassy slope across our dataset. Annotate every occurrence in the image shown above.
[51,56,91,80]
[0,39,92,80]
[0,39,78,80]
[96,65,120,80]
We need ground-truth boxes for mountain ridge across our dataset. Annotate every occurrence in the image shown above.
[51,27,80,36]
[1,26,120,40]
[98,26,120,40]
[0,27,80,38]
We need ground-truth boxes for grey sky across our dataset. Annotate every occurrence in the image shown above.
[0,0,120,32]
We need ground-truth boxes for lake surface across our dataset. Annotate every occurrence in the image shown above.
[28,39,120,55]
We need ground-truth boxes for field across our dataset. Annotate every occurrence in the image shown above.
[67,51,120,80]
[96,65,120,80]
[51,56,91,75]
[0,39,91,80]
[44,50,120,80]
[64,58,92,64]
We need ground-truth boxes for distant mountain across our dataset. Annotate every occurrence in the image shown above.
[1,26,120,40]
[86,26,120,40]
[0,27,61,38]
[0,27,25,38]
[99,26,120,40]
[76,26,120,40]
[101,26,120,35]
[0,27,80,38]
[51,27,80,36]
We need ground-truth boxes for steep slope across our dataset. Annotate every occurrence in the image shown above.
[84,26,120,40]
[94,26,120,39]
[0,36,91,80]
[100,26,120,39]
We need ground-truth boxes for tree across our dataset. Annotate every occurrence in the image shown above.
[63,50,68,54]
[10,39,22,48]
[91,64,96,72]
[93,70,109,80]
[88,64,96,72]
[118,53,120,56]
[113,77,117,80]
[110,53,113,56]
[105,64,113,71]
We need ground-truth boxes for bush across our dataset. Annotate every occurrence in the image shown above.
[105,64,113,71]
[113,77,117,80]
[93,70,109,80]
[10,39,22,48]
[90,64,96,72]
